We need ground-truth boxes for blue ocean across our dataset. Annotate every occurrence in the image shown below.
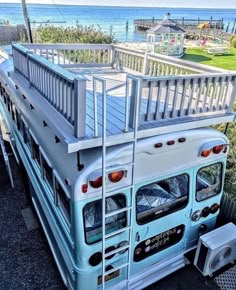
[0,4,235,41]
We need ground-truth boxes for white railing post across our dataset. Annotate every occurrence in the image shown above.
[111,45,115,68]
[142,52,149,75]
[227,76,236,113]
[74,76,86,138]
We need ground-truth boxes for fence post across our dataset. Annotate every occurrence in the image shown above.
[26,51,33,88]
[143,52,149,75]
[74,76,86,138]
[111,46,115,68]
[227,76,236,113]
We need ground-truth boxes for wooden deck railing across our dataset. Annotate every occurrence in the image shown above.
[12,43,236,141]
[23,43,114,68]
[138,74,236,124]
[12,43,86,138]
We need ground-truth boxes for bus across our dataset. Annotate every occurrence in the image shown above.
[0,43,236,290]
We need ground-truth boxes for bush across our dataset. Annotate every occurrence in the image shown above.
[230,36,236,48]
[33,25,115,44]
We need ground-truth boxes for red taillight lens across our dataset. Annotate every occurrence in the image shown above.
[108,171,124,183]
[213,145,224,154]
[89,176,103,188]
[211,203,220,214]
[82,184,88,193]
[105,246,116,259]
[202,206,210,218]
[201,149,212,157]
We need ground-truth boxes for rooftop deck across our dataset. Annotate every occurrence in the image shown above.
[11,43,236,152]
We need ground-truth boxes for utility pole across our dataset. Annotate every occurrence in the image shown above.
[21,0,33,43]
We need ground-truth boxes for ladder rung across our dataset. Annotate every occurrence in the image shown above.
[105,206,132,218]
[105,226,131,239]
[105,162,134,173]
[104,263,129,276]
[106,138,135,147]
[105,185,133,196]
[104,244,130,258]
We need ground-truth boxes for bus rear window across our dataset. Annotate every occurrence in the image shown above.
[196,163,222,202]
[83,194,126,245]
[136,174,189,225]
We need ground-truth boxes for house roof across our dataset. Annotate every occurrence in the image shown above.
[148,16,185,34]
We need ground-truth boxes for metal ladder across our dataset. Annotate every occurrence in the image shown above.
[93,75,141,290]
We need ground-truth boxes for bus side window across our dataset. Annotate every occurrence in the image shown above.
[30,135,41,166]
[21,119,30,145]
[55,178,71,223]
[11,103,16,121]
[15,109,21,130]
[196,163,222,202]
[41,154,53,192]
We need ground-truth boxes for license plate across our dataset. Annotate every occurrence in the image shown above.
[98,269,120,285]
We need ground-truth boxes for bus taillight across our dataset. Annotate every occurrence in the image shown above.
[201,149,212,157]
[108,171,124,183]
[89,176,103,188]
[213,145,224,154]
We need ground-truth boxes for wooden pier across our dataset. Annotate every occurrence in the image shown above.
[134,17,224,31]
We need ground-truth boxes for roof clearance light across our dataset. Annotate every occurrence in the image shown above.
[213,145,224,154]
[109,171,125,183]
[178,137,186,143]
[167,140,175,146]
[89,176,103,188]
[154,143,163,148]
[201,149,212,157]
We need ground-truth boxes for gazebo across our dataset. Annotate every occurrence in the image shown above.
[147,13,185,57]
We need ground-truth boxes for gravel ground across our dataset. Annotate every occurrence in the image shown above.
[0,153,220,290]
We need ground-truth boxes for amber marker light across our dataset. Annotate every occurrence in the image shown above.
[213,145,224,154]
[89,176,103,188]
[201,149,212,157]
[109,171,125,183]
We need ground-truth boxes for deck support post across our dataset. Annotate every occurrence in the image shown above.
[129,78,142,129]
[74,77,86,138]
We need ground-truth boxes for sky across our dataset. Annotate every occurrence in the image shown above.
[0,0,235,8]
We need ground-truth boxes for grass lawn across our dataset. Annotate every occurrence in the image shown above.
[182,47,236,70]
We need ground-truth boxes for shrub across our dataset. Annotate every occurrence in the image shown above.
[230,36,236,48]
[33,25,115,44]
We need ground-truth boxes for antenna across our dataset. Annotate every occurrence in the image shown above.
[21,0,33,43]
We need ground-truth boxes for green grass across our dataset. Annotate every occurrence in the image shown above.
[182,48,236,70]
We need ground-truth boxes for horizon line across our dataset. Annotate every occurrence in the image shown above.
[0,2,236,9]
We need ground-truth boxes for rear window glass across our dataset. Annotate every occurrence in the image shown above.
[136,174,189,225]
[83,194,126,244]
[196,163,222,202]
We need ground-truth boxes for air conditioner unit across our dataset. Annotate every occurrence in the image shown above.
[194,223,236,276]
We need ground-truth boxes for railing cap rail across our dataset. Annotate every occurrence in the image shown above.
[22,43,113,50]
[141,72,236,82]
[28,53,76,82]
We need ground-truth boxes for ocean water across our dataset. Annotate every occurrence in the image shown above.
[0,4,235,41]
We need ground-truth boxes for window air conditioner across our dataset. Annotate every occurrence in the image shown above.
[194,223,236,276]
